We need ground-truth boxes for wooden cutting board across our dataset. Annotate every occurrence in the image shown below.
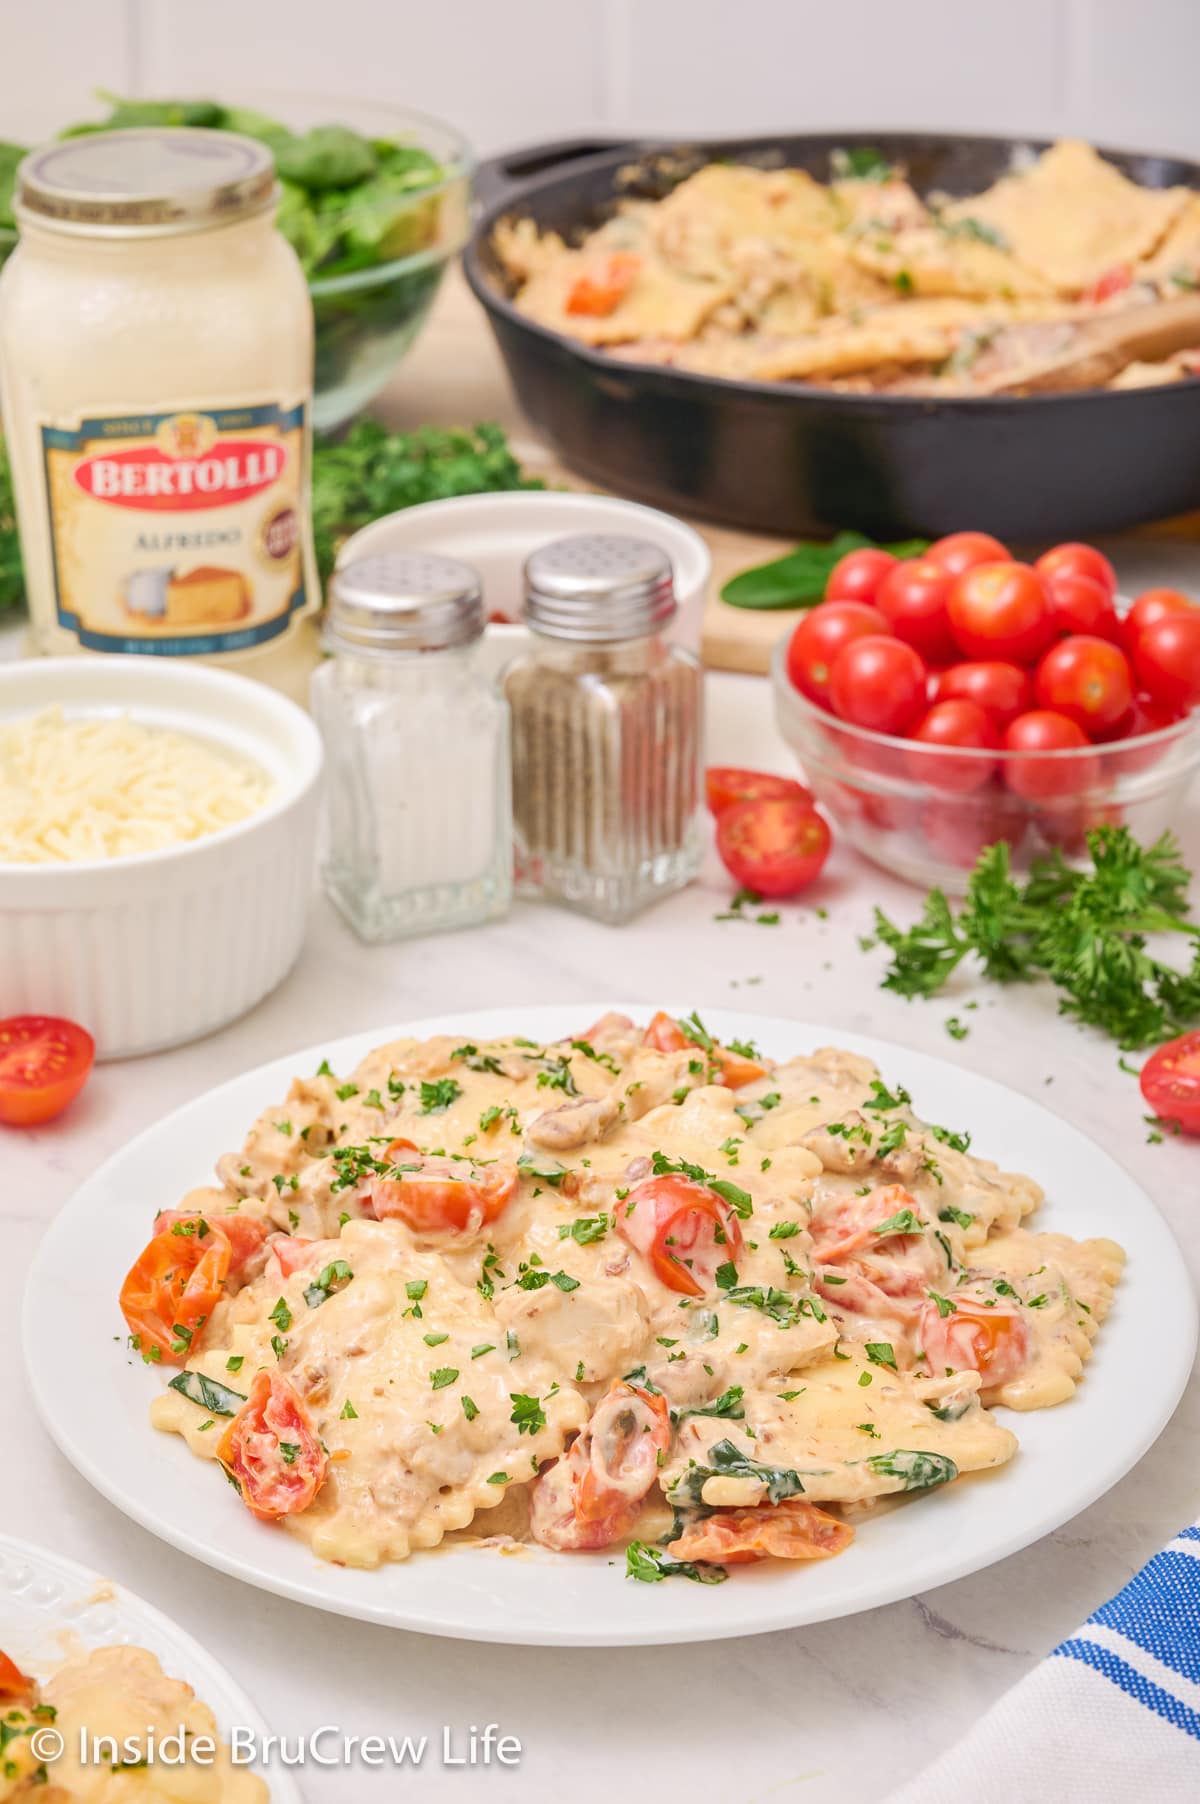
[377,265,1200,675]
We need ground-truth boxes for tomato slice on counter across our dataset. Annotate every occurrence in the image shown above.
[616,1173,745,1296]
[0,1651,33,1701]
[706,767,813,816]
[119,1225,231,1364]
[153,1209,267,1280]
[0,1015,94,1128]
[367,1138,519,1234]
[218,1370,327,1522]
[668,1498,854,1565]
[1140,1031,1200,1136]
[642,1010,766,1087]
[565,252,641,317]
[918,1296,1031,1386]
[716,798,831,899]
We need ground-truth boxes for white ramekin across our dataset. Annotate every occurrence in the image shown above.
[0,657,323,1060]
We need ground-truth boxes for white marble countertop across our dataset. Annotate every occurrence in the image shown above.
[4,660,1199,1804]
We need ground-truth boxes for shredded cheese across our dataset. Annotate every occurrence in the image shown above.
[0,705,274,864]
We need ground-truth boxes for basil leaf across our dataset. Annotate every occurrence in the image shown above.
[720,532,927,611]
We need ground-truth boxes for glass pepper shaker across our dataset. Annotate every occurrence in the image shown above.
[504,533,704,923]
[311,551,512,942]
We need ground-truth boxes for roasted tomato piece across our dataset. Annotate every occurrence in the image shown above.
[530,1381,670,1551]
[565,252,641,316]
[218,1370,327,1522]
[119,1225,231,1364]
[617,1173,744,1297]
[642,1011,766,1087]
[810,1185,923,1264]
[1140,1030,1200,1136]
[0,1651,33,1701]
[153,1209,267,1279]
[367,1140,519,1234]
[918,1296,1031,1386]
[669,1498,854,1565]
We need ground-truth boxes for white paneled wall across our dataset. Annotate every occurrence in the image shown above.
[4,0,1198,158]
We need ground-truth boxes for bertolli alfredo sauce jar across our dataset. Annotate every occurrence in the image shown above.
[0,128,319,690]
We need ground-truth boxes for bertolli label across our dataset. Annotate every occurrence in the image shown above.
[41,401,308,654]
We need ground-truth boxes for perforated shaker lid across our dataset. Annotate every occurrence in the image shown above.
[327,552,484,652]
[523,534,676,642]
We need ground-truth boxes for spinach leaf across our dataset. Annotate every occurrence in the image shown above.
[668,1437,818,1506]
[167,1370,247,1418]
[720,532,928,611]
[867,1448,958,1489]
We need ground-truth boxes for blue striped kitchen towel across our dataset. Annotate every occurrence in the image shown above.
[887,1522,1200,1802]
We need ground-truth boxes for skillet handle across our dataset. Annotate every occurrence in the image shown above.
[475,137,640,212]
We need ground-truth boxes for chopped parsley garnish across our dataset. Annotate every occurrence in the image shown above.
[863,1079,912,1113]
[516,1151,570,1188]
[451,1043,505,1075]
[471,1343,495,1359]
[429,1367,459,1390]
[672,1386,745,1425]
[536,1056,578,1096]
[938,1205,975,1229]
[269,1298,293,1333]
[335,1082,359,1101]
[420,1077,462,1114]
[558,1214,609,1244]
[225,1355,244,1374]
[406,1279,428,1301]
[487,1472,509,1485]
[510,1393,546,1436]
[865,1341,898,1371]
[423,1332,449,1346]
[340,1399,358,1419]
[625,1542,727,1585]
[278,1442,300,1466]
[461,1396,479,1421]
[649,1150,752,1218]
[928,1290,958,1318]
[873,1208,924,1236]
[303,1260,353,1309]
[768,1221,801,1239]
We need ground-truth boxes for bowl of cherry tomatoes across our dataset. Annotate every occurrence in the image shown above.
[772,531,1200,891]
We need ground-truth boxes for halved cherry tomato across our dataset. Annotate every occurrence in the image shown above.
[907,700,999,793]
[785,601,887,707]
[947,562,1054,664]
[1034,542,1118,600]
[668,1498,854,1565]
[642,1010,766,1086]
[272,1237,321,1276]
[874,558,957,663]
[1043,571,1120,642]
[1002,710,1099,801]
[925,531,1010,580]
[931,660,1034,728]
[1083,263,1133,304]
[825,546,898,607]
[616,1173,745,1297]
[120,1225,231,1364]
[0,1015,94,1128]
[1133,613,1200,712]
[529,1381,669,1551]
[367,1140,519,1234]
[218,1369,327,1522]
[918,1296,1031,1387]
[705,767,813,816]
[829,635,928,734]
[565,252,641,317]
[811,1185,924,1265]
[716,798,831,899]
[1035,634,1134,734]
[1121,588,1196,659]
[153,1209,267,1280]
[0,1651,33,1701]
[1140,1031,1200,1136]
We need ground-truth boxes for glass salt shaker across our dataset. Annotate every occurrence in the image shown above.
[311,551,512,941]
[504,533,704,923]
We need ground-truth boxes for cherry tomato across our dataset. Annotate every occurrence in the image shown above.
[1002,710,1099,801]
[918,1297,1031,1386]
[1034,542,1117,600]
[825,546,897,606]
[810,1185,925,1264]
[616,1173,745,1297]
[1035,635,1134,734]
[947,561,1054,664]
[565,252,641,317]
[152,1209,268,1282]
[367,1142,519,1234]
[1102,695,1181,773]
[218,1370,328,1522]
[785,601,887,707]
[920,793,1027,868]
[1133,613,1200,712]
[931,660,1034,727]
[119,1225,231,1364]
[925,531,1010,579]
[668,1498,854,1565]
[873,558,957,663]
[529,1381,669,1551]
[0,1652,33,1701]
[906,699,999,793]
[1083,263,1133,304]
[0,1015,94,1127]
[1121,588,1196,658]
[1043,570,1120,641]
[642,1010,766,1086]
[705,767,813,816]
[1140,1030,1200,1136]
[829,635,928,734]
[716,797,831,898]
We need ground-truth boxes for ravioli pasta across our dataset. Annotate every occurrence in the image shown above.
[496,140,1200,394]
[131,1013,1123,1581]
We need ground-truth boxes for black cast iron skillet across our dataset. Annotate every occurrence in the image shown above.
[463,131,1200,541]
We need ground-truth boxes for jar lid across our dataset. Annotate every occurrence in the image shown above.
[16,129,276,235]
[327,552,484,653]
[523,534,676,642]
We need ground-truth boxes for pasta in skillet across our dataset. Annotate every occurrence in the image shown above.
[122,1011,1123,1581]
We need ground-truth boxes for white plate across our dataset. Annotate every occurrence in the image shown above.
[22,1006,1197,1647]
[0,1534,301,1804]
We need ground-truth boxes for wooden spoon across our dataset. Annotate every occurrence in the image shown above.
[981,291,1200,395]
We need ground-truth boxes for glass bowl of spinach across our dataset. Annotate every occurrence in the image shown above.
[0,93,473,434]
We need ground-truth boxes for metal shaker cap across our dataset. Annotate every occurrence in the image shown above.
[523,534,676,642]
[327,552,484,653]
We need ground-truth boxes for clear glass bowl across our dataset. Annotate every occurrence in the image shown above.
[0,96,473,436]
[770,632,1200,893]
